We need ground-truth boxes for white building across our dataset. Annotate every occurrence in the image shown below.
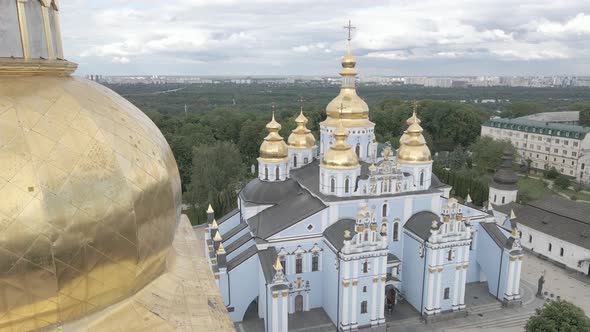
[481,118,590,184]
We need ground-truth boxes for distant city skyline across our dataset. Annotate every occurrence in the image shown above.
[62,0,590,76]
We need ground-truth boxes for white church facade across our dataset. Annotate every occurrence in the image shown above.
[204,41,523,331]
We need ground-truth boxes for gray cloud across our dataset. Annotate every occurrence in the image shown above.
[60,0,590,75]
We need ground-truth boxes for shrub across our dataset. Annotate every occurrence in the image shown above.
[545,167,559,180]
[554,176,571,190]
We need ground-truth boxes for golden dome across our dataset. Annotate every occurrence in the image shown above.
[0,75,181,330]
[397,109,432,164]
[259,112,289,161]
[321,121,360,169]
[288,110,316,149]
[321,45,374,128]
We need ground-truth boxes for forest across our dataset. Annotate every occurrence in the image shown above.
[107,83,590,223]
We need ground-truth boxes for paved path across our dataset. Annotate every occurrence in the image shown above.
[521,252,590,313]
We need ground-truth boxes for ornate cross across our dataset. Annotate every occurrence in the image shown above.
[299,96,305,112]
[344,20,356,41]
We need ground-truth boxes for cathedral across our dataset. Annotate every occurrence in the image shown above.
[206,39,524,331]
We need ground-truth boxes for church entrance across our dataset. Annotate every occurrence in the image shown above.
[295,295,303,312]
[385,285,396,315]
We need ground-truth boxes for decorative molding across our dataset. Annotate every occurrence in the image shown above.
[518,256,524,261]
[352,280,358,286]
[272,293,279,299]
[380,277,386,282]
[437,267,443,272]
[282,292,288,297]
[372,277,378,283]
[16,0,30,58]
[0,59,77,76]
[343,281,350,287]
[509,256,517,261]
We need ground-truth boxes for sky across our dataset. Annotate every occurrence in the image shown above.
[60,0,590,76]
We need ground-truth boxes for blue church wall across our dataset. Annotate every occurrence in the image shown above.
[322,246,339,324]
[439,264,455,312]
[475,224,502,298]
[271,211,324,239]
[401,232,426,314]
[356,276,373,327]
[466,227,482,283]
[227,254,260,322]
[218,212,241,234]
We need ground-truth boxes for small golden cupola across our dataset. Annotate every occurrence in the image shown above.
[259,111,289,161]
[397,103,432,164]
[288,108,315,149]
[321,119,360,170]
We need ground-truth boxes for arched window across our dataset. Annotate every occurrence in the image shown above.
[264,166,269,180]
[560,248,564,256]
[275,166,280,180]
[502,196,505,204]
[330,178,335,193]
[293,155,298,168]
[420,171,424,186]
[494,194,497,203]
[355,144,360,157]
[345,178,350,193]
[382,203,388,217]
[362,261,368,273]
[548,243,552,252]
[361,301,368,314]
[393,222,399,241]
[367,143,371,157]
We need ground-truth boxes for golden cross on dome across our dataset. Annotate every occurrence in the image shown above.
[411,99,419,115]
[299,96,305,112]
[344,20,356,41]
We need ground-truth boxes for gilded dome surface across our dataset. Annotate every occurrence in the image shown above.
[397,111,432,164]
[288,111,315,148]
[259,113,289,161]
[0,76,181,330]
[321,122,359,169]
[321,46,374,128]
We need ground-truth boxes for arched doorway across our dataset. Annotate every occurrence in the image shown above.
[385,285,396,316]
[295,294,303,313]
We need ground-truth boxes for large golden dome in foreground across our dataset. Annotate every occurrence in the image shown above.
[0,75,181,330]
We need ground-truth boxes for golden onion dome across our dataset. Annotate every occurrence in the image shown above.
[0,75,181,330]
[321,121,360,169]
[259,112,289,160]
[397,109,432,164]
[321,45,374,128]
[288,110,316,148]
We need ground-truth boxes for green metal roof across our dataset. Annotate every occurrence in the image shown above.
[483,118,590,139]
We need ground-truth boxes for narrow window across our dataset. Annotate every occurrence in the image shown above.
[420,171,424,186]
[362,261,368,273]
[296,256,303,274]
[560,248,564,257]
[444,288,450,300]
[312,255,319,271]
[355,144,360,157]
[361,301,368,314]
[502,197,505,204]
[363,286,367,293]
[393,222,399,241]
[529,235,532,243]
[447,249,453,261]
[494,194,497,203]
[345,178,350,193]
[330,178,335,193]
[275,166,280,180]
[280,257,286,273]
[548,243,552,252]
[382,203,388,217]
[264,166,269,180]
[304,157,308,164]
[294,155,298,168]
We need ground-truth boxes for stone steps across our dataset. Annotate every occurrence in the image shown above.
[450,311,534,330]
[467,302,503,315]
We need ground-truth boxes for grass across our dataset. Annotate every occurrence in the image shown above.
[517,177,553,202]
[559,188,590,202]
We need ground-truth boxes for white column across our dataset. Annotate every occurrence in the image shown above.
[426,248,436,311]
[512,258,522,297]
[434,250,443,312]
[272,294,278,332]
[350,259,358,326]
[505,258,515,298]
[305,291,310,311]
[341,260,350,327]
[378,255,387,321]
[460,266,467,307]
[282,293,288,332]
[453,247,461,307]
[370,256,379,324]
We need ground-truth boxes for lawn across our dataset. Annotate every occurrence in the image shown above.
[517,177,553,202]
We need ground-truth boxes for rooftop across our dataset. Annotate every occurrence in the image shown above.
[483,118,590,139]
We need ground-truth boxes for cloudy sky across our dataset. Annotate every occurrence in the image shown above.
[60,0,590,76]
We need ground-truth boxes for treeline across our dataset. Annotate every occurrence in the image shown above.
[433,163,489,206]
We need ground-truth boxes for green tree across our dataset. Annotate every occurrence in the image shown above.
[188,141,245,223]
[448,146,468,170]
[501,101,543,118]
[554,175,571,190]
[545,167,559,180]
[526,300,590,332]
[471,136,514,173]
